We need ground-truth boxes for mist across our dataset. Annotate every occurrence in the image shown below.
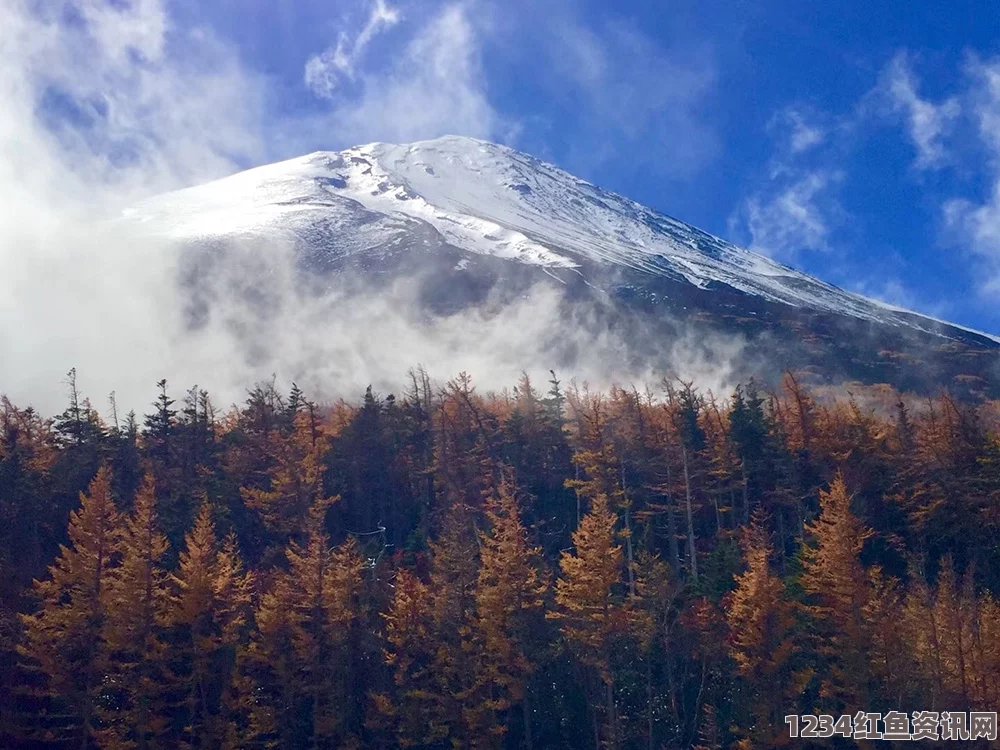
[0,0,751,418]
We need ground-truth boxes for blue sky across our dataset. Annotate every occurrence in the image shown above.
[11,0,1000,333]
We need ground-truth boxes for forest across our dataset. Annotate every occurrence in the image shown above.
[2,367,1000,748]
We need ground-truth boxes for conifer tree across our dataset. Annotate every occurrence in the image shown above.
[465,479,548,747]
[230,588,295,748]
[566,392,638,594]
[799,474,873,710]
[18,466,119,748]
[424,505,481,745]
[434,373,498,509]
[725,514,796,745]
[728,383,770,524]
[932,556,973,704]
[240,410,336,544]
[501,374,574,553]
[286,517,362,746]
[901,564,944,706]
[549,494,629,749]
[969,590,1000,706]
[0,397,56,614]
[236,501,362,748]
[144,380,177,466]
[172,503,252,747]
[863,565,913,706]
[50,372,108,541]
[53,369,106,451]
[544,371,566,425]
[99,475,173,749]
[670,381,705,583]
[373,568,444,747]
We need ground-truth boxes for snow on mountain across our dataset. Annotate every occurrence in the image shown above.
[123,135,1000,345]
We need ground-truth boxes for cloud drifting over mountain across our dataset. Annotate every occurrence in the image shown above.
[0,0,733,414]
[6,0,1000,416]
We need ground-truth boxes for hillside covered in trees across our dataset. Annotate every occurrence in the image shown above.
[3,369,1000,748]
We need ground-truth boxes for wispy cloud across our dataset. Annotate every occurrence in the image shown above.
[297,3,504,146]
[743,169,844,261]
[533,9,717,177]
[966,54,1000,155]
[732,99,847,262]
[878,52,960,170]
[304,0,401,100]
[945,183,1000,296]
[942,57,1000,295]
[849,276,937,315]
[4,0,265,200]
[296,0,718,169]
[770,107,826,154]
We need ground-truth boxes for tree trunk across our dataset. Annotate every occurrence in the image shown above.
[681,446,698,583]
[621,461,635,597]
[605,679,619,750]
[523,684,534,750]
[664,461,680,571]
[741,461,749,526]
[665,500,680,572]
[646,656,654,750]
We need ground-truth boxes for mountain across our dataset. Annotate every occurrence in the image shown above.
[122,135,1000,398]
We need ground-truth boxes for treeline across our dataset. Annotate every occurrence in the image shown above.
[2,368,1000,748]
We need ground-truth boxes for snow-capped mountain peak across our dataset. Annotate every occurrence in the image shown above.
[125,135,999,346]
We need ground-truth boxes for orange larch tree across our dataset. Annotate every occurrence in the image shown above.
[98,475,173,748]
[465,479,548,747]
[549,493,633,749]
[18,466,120,748]
[171,502,253,747]
[725,514,797,745]
[798,474,874,711]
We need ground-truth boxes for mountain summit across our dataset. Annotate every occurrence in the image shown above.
[124,135,1000,397]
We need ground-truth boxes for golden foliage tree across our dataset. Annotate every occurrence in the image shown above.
[931,557,975,704]
[725,515,796,745]
[863,566,913,706]
[240,412,336,542]
[18,466,120,748]
[799,473,873,709]
[373,568,443,747]
[172,502,253,747]
[464,480,548,747]
[98,475,173,749]
[235,502,362,748]
[549,493,631,749]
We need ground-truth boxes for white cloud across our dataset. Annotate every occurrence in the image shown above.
[301,3,503,145]
[730,104,842,263]
[880,52,960,170]
[0,0,723,414]
[296,0,717,174]
[770,108,826,154]
[0,0,269,413]
[945,185,1000,295]
[743,170,844,261]
[966,55,1000,155]
[539,13,717,176]
[304,0,401,99]
[868,278,916,309]
[943,58,1000,295]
